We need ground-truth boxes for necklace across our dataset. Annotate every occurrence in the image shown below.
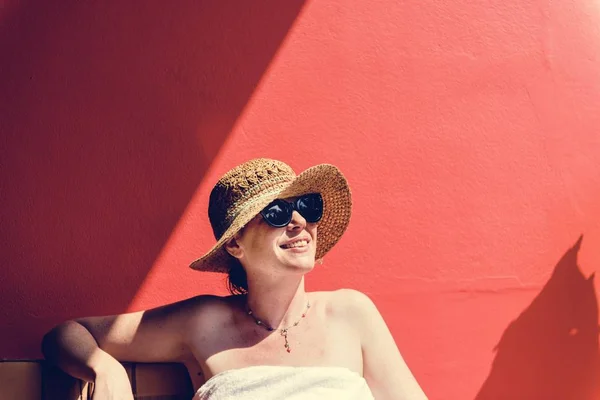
[246,300,311,353]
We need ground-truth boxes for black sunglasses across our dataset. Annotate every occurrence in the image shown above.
[260,193,324,227]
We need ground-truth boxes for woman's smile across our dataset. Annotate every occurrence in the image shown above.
[280,238,310,249]
[279,236,312,254]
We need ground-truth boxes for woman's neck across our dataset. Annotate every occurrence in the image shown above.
[244,276,309,330]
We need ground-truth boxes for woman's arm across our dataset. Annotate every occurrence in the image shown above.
[41,295,207,382]
[42,319,124,382]
[340,289,428,400]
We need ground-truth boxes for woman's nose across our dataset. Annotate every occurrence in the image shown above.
[287,210,307,230]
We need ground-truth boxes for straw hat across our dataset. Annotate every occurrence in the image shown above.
[189,158,352,273]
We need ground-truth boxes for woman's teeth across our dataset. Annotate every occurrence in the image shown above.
[281,240,308,249]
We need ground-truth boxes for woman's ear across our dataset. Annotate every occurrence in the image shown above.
[224,236,243,259]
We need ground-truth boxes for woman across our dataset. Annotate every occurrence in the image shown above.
[42,158,428,400]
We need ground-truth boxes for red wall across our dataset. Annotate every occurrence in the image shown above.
[2,1,599,399]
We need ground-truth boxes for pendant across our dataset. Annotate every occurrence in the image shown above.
[281,329,291,353]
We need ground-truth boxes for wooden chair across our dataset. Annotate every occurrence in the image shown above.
[0,360,194,399]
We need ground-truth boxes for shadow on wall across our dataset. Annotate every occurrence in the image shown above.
[0,0,305,358]
[476,236,600,400]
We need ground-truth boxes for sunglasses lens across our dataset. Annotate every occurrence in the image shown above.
[297,193,323,223]
[261,200,291,227]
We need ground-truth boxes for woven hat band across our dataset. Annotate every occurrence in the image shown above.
[222,181,292,234]
[224,176,293,223]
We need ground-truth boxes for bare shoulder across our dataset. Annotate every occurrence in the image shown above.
[169,294,240,336]
[317,289,381,344]
[131,294,233,327]
[323,288,378,322]
[182,294,239,322]
[175,293,235,316]
[330,288,373,304]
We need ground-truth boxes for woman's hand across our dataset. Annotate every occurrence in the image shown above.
[91,362,134,400]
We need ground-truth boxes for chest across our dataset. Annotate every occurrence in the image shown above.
[189,308,362,381]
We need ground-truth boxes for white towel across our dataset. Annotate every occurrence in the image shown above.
[194,365,375,400]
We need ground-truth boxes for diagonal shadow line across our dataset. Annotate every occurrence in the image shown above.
[475,235,600,400]
[0,0,307,358]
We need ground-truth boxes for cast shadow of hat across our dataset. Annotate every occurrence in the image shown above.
[475,236,600,400]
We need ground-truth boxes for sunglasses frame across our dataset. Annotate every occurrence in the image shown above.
[260,193,323,228]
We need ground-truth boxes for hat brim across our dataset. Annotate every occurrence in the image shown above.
[189,164,352,273]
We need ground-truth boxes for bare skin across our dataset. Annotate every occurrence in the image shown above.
[42,208,428,400]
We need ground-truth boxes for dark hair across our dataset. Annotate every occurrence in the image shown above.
[226,257,248,295]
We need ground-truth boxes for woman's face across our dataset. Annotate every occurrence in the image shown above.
[229,197,318,276]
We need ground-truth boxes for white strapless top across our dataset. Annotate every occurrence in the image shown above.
[193,365,375,400]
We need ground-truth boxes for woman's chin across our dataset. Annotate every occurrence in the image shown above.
[280,254,316,271]
[274,245,316,270]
